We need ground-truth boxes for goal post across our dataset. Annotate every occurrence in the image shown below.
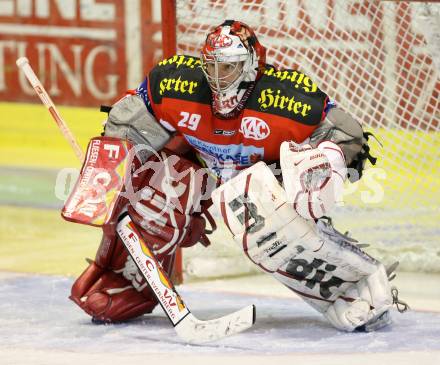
[161,0,440,280]
[161,0,177,58]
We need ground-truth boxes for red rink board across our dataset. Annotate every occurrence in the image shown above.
[0,0,162,107]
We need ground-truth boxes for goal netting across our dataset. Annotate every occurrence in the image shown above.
[162,1,440,279]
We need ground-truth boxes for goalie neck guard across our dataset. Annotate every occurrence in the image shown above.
[201,20,266,119]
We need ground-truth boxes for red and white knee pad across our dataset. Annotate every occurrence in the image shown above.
[70,227,163,323]
[70,149,213,322]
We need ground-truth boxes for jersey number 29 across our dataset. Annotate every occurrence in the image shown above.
[177,112,201,131]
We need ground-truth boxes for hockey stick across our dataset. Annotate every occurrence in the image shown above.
[16,57,256,343]
[16,57,85,161]
[117,213,255,343]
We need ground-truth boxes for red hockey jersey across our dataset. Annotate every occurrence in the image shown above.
[145,55,329,181]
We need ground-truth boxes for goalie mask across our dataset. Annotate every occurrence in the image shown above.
[201,20,266,119]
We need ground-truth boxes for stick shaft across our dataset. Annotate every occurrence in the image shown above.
[116,213,190,325]
[16,57,84,162]
[116,213,255,343]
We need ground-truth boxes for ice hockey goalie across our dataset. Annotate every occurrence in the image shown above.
[64,19,406,330]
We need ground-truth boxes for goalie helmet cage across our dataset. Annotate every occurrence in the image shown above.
[161,0,440,282]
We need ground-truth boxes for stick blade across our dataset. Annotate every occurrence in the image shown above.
[175,304,256,344]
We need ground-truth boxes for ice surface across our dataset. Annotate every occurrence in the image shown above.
[0,273,439,359]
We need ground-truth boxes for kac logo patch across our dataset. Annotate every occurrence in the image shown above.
[239,117,270,140]
[209,33,233,48]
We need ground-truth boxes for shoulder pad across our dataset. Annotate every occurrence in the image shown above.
[105,94,171,153]
[148,55,210,105]
[247,66,328,125]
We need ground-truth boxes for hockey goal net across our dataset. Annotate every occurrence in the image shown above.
[161,0,440,280]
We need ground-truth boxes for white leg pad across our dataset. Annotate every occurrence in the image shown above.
[212,162,393,332]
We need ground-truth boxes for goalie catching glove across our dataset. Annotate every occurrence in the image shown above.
[212,161,403,332]
[280,140,346,220]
